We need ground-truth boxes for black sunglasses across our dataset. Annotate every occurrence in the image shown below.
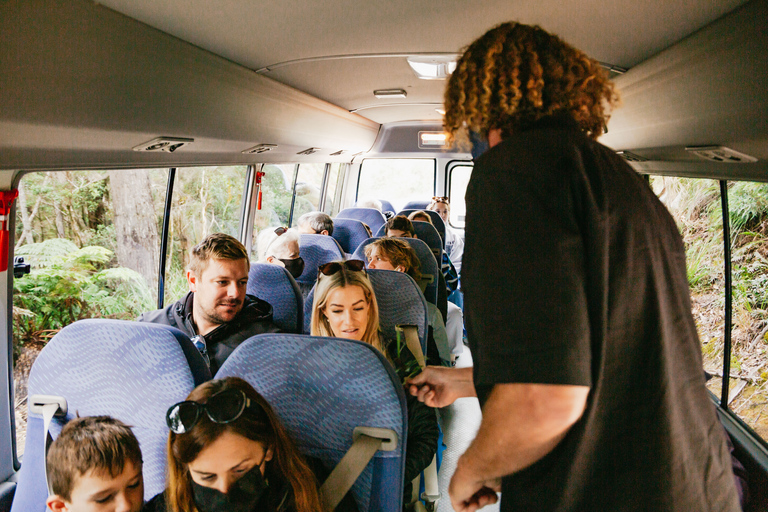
[274,226,289,236]
[318,259,366,277]
[166,388,262,434]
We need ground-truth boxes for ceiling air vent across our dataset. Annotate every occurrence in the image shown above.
[297,147,321,155]
[330,150,347,156]
[616,150,648,162]
[685,146,757,163]
[132,137,193,153]
[242,144,277,155]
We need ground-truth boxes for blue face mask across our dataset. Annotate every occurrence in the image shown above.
[469,131,490,160]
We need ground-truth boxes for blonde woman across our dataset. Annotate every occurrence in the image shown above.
[310,261,438,505]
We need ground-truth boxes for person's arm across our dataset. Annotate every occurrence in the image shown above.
[403,395,440,483]
[450,382,589,512]
[406,366,476,407]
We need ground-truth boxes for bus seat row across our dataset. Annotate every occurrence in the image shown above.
[396,210,446,247]
[13,321,408,512]
[354,199,396,216]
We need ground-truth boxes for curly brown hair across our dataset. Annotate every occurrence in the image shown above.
[444,22,619,145]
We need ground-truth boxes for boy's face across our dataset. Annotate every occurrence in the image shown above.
[47,460,144,512]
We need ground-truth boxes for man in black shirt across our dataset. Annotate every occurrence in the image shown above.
[408,22,740,512]
[138,233,278,375]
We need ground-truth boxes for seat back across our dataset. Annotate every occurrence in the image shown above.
[401,200,430,211]
[375,221,444,256]
[397,209,446,245]
[332,218,372,255]
[303,269,428,354]
[336,208,387,236]
[296,234,345,297]
[354,199,396,216]
[352,237,439,308]
[379,200,396,215]
[215,334,407,512]
[11,320,210,512]
[247,263,303,333]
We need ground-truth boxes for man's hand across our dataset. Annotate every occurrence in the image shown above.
[405,366,476,408]
[449,461,501,512]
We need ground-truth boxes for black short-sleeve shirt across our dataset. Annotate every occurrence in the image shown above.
[463,115,740,511]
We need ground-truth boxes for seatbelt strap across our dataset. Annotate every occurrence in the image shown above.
[29,395,68,496]
[397,326,441,511]
[320,435,383,511]
[397,325,425,369]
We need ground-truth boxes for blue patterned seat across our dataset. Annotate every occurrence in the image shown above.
[303,269,428,355]
[336,207,387,236]
[215,333,407,512]
[352,237,440,309]
[10,319,210,512]
[296,234,346,300]
[247,263,303,333]
[332,218,372,255]
[397,209,446,246]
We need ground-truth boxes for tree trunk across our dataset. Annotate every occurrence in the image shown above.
[15,180,35,248]
[53,174,67,239]
[108,170,160,291]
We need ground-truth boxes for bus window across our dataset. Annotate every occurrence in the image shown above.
[252,164,297,260]
[448,163,472,228]
[12,168,168,457]
[291,163,326,226]
[164,166,248,303]
[651,177,726,399]
[357,159,435,212]
[723,181,768,438]
[324,163,345,217]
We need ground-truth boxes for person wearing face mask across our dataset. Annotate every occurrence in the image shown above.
[309,261,439,507]
[138,233,280,375]
[260,227,306,280]
[143,377,356,512]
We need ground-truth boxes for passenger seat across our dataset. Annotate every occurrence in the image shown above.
[10,319,209,512]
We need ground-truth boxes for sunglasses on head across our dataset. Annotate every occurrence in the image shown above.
[317,259,366,277]
[166,388,263,434]
[274,226,289,236]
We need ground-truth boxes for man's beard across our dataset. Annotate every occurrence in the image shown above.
[202,299,243,325]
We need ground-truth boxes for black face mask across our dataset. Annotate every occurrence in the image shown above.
[469,130,490,160]
[191,464,268,512]
[280,256,305,279]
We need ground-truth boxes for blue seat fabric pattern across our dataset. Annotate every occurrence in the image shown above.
[11,320,208,512]
[303,269,428,355]
[397,210,446,246]
[247,263,303,333]
[336,208,387,236]
[296,234,345,297]
[352,237,439,308]
[215,334,407,512]
[332,218,372,255]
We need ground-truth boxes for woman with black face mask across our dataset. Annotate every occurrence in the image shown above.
[143,377,351,512]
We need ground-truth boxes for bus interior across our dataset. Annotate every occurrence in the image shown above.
[1,0,768,510]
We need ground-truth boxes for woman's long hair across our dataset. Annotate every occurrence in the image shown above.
[310,264,383,354]
[166,377,324,512]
